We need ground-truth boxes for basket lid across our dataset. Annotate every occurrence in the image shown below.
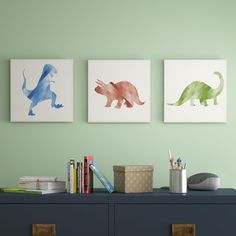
[113,165,154,172]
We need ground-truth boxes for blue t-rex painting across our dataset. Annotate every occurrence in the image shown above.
[22,64,63,116]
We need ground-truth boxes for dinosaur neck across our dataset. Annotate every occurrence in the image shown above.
[213,72,224,96]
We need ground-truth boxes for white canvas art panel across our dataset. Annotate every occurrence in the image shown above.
[164,59,227,123]
[88,60,151,123]
[11,59,73,122]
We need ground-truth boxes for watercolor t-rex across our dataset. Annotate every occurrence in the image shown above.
[95,79,145,108]
[167,71,224,106]
[22,64,63,116]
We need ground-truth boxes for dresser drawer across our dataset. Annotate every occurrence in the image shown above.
[0,204,108,236]
[115,204,236,236]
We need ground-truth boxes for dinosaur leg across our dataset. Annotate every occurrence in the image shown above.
[214,97,218,105]
[190,98,196,106]
[200,99,208,106]
[115,99,123,109]
[51,92,63,109]
[125,100,133,108]
[105,98,112,107]
[28,101,38,116]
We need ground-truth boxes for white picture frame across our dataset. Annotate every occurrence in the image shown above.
[88,60,151,123]
[164,59,227,123]
[11,59,73,122]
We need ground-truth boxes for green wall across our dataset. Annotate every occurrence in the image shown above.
[0,0,236,188]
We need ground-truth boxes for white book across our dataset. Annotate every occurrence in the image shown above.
[24,189,66,194]
[19,176,58,182]
[39,189,66,194]
[18,181,65,190]
[69,159,75,194]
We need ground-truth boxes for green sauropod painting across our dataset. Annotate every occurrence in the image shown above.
[164,60,227,123]
[167,71,224,107]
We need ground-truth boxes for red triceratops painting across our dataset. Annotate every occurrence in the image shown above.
[95,79,145,109]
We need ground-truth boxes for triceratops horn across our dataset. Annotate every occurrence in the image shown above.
[96,79,106,87]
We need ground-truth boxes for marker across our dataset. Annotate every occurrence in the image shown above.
[176,157,182,169]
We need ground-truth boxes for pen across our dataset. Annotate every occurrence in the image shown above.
[168,148,174,169]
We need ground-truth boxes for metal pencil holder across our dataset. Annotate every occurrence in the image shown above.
[169,169,187,194]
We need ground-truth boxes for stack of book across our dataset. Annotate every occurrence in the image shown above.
[17,176,66,194]
[0,176,66,194]
[67,156,114,194]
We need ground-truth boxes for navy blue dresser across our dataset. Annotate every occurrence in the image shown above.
[0,188,235,235]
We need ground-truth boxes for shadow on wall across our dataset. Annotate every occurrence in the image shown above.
[155,59,163,123]
[71,59,88,124]
[0,59,10,122]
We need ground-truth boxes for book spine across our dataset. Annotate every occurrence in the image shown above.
[81,162,84,193]
[90,163,114,193]
[19,181,65,190]
[19,176,58,182]
[84,156,94,194]
[69,159,76,194]
[67,161,70,193]
[73,164,77,193]
[76,162,79,193]
[77,162,83,194]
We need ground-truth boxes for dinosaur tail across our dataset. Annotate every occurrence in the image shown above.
[167,100,185,106]
[167,97,189,106]
[134,98,145,105]
[167,102,176,106]
[167,87,191,106]
[22,70,31,97]
[132,87,145,105]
